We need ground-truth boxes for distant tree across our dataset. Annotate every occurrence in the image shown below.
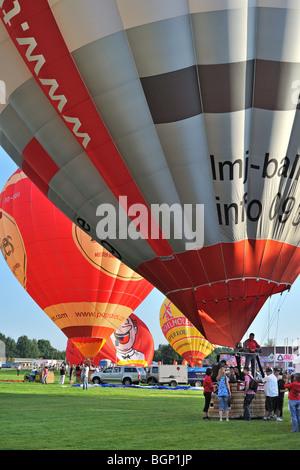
[153,344,182,364]
[206,346,235,365]
[16,335,38,357]
[37,339,53,358]
[264,338,276,347]
[0,332,66,360]
[31,339,41,358]
[2,336,17,358]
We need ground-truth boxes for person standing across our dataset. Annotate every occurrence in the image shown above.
[203,368,214,420]
[217,367,231,421]
[211,359,226,383]
[243,333,261,374]
[243,366,256,421]
[81,363,89,391]
[261,367,278,420]
[42,366,48,384]
[284,373,300,432]
[274,369,287,420]
[58,364,66,385]
[69,364,74,384]
[75,364,81,382]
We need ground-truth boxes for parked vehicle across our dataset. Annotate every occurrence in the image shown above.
[90,365,144,385]
[188,367,207,387]
[146,364,188,387]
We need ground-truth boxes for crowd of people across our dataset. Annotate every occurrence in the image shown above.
[202,347,300,431]
[27,360,96,390]
[57,362,92,389]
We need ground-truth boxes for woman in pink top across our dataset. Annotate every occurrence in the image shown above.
[243,366,256,421]
[42,366,48,384]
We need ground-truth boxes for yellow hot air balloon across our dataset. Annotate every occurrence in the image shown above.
[160,298,215,366]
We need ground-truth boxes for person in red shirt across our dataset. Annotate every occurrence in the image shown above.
[203,368,214,420]
[285,374,300,432]
[243,333,261,373]
[244,333,261,353]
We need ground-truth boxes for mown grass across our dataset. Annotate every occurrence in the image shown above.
[0,369,298,451]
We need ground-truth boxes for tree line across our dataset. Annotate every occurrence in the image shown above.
[0,333,66,360]
[0,332,234,364]
[153,344,233,365]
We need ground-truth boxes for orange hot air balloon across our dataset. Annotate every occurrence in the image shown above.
[1,2,300,347]
[66,339,89,366]
[0,170,153,359]
[160,299,215,367]
[67,312,154,367]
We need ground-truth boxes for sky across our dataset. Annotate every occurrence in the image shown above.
[0,148,300,354]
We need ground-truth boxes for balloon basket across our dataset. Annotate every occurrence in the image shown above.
[34,371,55,383]
[75,370,94,384]
[209,383,265,419]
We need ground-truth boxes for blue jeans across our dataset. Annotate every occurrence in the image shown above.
[245,355,256,375]
[218,396,229,411]
[82,376,88,390]
[289,399,300,432]
[243,394,255,420]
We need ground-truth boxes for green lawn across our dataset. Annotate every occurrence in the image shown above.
[0,369,298,450]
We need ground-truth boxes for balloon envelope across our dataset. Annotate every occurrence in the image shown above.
[1,2,300,346]
[0,170,153,359]
[67,312,154,367]
[160,298,215,367]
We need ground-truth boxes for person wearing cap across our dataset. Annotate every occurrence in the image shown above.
[261,367,279,421]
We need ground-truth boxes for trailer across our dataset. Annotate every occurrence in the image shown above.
[146,364,188,387]
[188,367,207,387]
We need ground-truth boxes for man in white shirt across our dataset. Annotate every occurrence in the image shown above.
[261,367,278,420]
[81,363,89,391]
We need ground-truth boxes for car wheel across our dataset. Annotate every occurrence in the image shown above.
[169,380,177,387]
[147,377,158,385]
[123,377,132,386]
[194,380,202,387]
[92,377,101,385]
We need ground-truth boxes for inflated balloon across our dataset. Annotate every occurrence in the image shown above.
[112,313,154,366]
[66,313,154,367]
[66,336,117,366]
[160,298,215,367]
[1,1,300,346]
[0,170,153,359]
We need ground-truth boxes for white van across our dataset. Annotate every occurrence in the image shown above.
[146,365,188,387]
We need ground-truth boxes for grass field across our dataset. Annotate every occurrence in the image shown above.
[0,368,298,451]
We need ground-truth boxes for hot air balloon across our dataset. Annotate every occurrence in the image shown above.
[0,170,153,359]
[66,338,89,367]
[66,312,154,367]
[0,1,300,347]
[160,298,215,367]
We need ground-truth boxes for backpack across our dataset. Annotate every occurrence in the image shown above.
[249,375,258,392]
